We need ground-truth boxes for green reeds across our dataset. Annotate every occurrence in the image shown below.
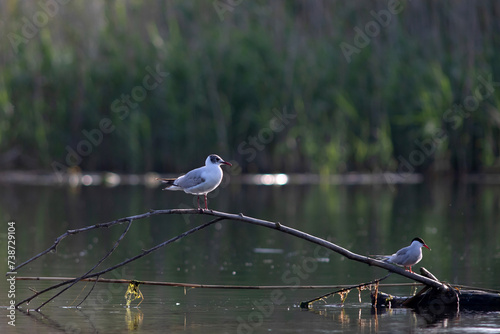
[1,1,499,174]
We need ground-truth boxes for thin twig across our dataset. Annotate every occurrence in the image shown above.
[16,276,424,289]
[12,212,152,273]
[373,280,380,308]
[76,275,99,307]
[299,273,392,308]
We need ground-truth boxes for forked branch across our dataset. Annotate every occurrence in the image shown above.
[14,209,446,310]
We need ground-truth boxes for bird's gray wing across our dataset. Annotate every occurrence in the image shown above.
[395,247,410,257]
[390,247,411,263]
[175,168,206,189]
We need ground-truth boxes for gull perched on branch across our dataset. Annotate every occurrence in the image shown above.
[373,237,431,273]
[157,154,232,209]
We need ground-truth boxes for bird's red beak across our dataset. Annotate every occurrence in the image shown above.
[424,244,431,251]
[222,161,232,166]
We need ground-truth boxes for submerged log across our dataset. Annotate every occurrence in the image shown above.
[371,268,500,312]
[372,289,500,312]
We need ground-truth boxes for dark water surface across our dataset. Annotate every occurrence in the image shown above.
[1,180,500,333]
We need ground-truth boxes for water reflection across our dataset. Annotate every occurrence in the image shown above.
[125,308,144,331]
[248,173,289,185]
[3,286,500,333]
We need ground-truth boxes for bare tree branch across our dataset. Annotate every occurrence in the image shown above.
[14,209,447,310]
[192,210,446,289]
[16,216,223,309]
[12,211,160,272]
[35,219,133,310]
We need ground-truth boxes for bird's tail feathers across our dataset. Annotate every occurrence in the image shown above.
[156,178,177,190]
[370,255,391,262]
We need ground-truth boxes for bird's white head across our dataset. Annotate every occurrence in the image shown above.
[206,154,232,167]
[412,237,431,250]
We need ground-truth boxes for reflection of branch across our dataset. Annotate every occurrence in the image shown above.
[17,308,70,333]
[15,209,446,310]
[299,273,391,308]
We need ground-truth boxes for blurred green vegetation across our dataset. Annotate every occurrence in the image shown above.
[1,1,500,175]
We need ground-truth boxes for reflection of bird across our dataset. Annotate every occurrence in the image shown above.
[374,237,431,273]
[157,154,232,209]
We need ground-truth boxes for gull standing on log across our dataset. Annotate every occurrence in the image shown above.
[157,154,232,210]
[374,237,431,273]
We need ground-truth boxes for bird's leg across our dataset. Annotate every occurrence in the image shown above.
[204,194,208,210]
[197,196,204,213]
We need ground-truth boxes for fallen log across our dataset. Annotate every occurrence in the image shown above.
[371,268,500,312]
[372,289,500,312]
